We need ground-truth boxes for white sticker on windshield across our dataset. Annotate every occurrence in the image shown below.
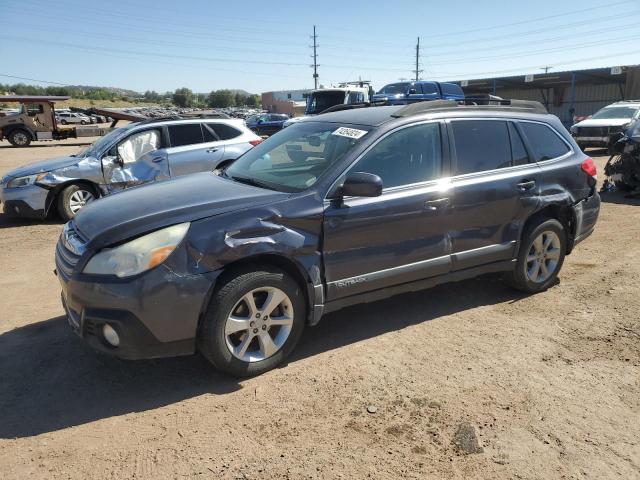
[331,127,368,139]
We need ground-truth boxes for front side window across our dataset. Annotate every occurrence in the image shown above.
[168,123,204,147]
[225,122,370,192]
[26,104,44,116]
[117,129,161,164]
[519,122,570,161]
[452,120,511,175]
[353,122,442,189]
[421,83,438,95]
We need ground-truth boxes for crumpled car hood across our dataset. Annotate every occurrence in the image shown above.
[7,155,84,179]
[573,118,634,128]
[73,172,288,248]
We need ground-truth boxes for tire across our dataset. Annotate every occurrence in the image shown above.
[7,129,32,147]
[60,120,67,125]
[614,180,634,192]
[81,120,87,125]
[198,266,306,377]
[503,218,566,293]
[57,184,97,221]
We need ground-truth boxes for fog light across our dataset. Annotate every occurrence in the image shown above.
[102,324,120,347]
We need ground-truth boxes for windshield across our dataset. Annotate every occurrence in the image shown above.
[225,121,370,192]
[591,106,640,120]
[377,82,409,95]
[305,91,346,115]
[75,126,130,158]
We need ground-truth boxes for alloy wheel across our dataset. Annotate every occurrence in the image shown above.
[224,287,294,362]
[68,189,95,214]
[525,230,561,283]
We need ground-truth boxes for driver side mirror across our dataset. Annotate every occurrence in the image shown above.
[338,172,383,198]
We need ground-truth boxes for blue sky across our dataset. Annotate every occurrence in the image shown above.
[1,0,640,94]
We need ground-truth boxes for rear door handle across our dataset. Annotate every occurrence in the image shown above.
[517,180,536,191]
[424,197,451,211]
[206,148,219,153]
[151,156,164,163]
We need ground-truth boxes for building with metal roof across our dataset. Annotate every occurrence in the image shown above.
[450,65,640,125]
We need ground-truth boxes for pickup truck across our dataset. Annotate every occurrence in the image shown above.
[372,81,465,105]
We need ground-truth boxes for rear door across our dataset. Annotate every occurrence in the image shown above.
[322,121,453,300]
[166,123,224,177]
[447,119,541,270]
[102,127,170,191]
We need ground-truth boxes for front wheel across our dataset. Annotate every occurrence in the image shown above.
[7,129,31,147]
[57,184,97,221]
[504,218,566,293]
[199,267,306,377]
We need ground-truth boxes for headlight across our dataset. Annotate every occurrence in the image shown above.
[6,173,47,188]
[83,222,190,278]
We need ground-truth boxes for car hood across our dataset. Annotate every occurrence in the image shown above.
[573,118,633,128]
[74,172,288,248]
[7,155,83,179]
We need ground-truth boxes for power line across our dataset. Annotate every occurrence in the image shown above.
[0,74,70,86]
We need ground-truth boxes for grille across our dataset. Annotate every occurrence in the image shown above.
[577,126,623,136]
[55,222,87,280]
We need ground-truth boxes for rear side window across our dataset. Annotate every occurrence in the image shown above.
[353,122,442,189]
[168,123,204,147]
[441,83,463,96]
[452,120,511,175]
[202,123,219,142]
[211,123,242,140]
[420,83,438,95]
[508,123,529,166]
[519,122,570,161]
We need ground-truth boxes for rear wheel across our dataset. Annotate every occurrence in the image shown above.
[7,129,31,147]
[199,267,306,377]
[60,119,67,125]
[504,218,566,293]
[57,184,97,221]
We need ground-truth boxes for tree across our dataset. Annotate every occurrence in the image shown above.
[173,87,194,107]
[245,94,260,107]
[144,90,161,102]
[207,89,235,108]
[234,92,247,106]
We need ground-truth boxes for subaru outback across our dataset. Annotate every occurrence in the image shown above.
[55,100,600,376]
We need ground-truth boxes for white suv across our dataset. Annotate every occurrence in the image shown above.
[570,101,640,152]
[56,112,92,125]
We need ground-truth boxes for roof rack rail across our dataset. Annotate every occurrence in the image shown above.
[320,100,388,114]
[391,98,548,118]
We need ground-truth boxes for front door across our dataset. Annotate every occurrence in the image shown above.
[165,123,225,177]
[447,119,541,270]
[323,121,453,301]
[102,127,170,192]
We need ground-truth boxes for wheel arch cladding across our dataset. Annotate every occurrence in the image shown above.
[45,179,101,216]
[523,202,576,254]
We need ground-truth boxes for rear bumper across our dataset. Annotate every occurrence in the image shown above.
[572,192,600,248]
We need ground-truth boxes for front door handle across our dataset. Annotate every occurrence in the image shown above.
[424,197,451,211]
[206,148,219,153]
[517,180,536,191]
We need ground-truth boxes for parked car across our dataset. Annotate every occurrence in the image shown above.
[54,99,600,376]
[246,113,289,136]
[372,81,465,105]
[570,101,640,152]
[56,112,92,125]
[1,118,262,220]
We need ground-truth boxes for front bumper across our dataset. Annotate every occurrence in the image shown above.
[0,183,49,218]
[56,253,221,360]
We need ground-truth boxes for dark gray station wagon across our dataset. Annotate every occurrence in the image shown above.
[56,100,600,376]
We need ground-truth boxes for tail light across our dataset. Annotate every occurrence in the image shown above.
[581,157,597,179]
[249,139,263,147]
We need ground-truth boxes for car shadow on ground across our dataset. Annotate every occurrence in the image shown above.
[0,212,62,229]
[0,274,526,439]
[599,189,640,206]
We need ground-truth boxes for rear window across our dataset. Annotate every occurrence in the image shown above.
[452,120,512,175]
[168,123,204,147]
[519,122,570,161]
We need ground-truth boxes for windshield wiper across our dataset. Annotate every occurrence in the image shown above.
[228,174,278,191]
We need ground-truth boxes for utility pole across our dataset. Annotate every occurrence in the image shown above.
[541,66,553,74]
[413,37,423,81]
[310,25,319,89]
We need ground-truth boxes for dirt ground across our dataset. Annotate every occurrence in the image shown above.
[0,137,638,480]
